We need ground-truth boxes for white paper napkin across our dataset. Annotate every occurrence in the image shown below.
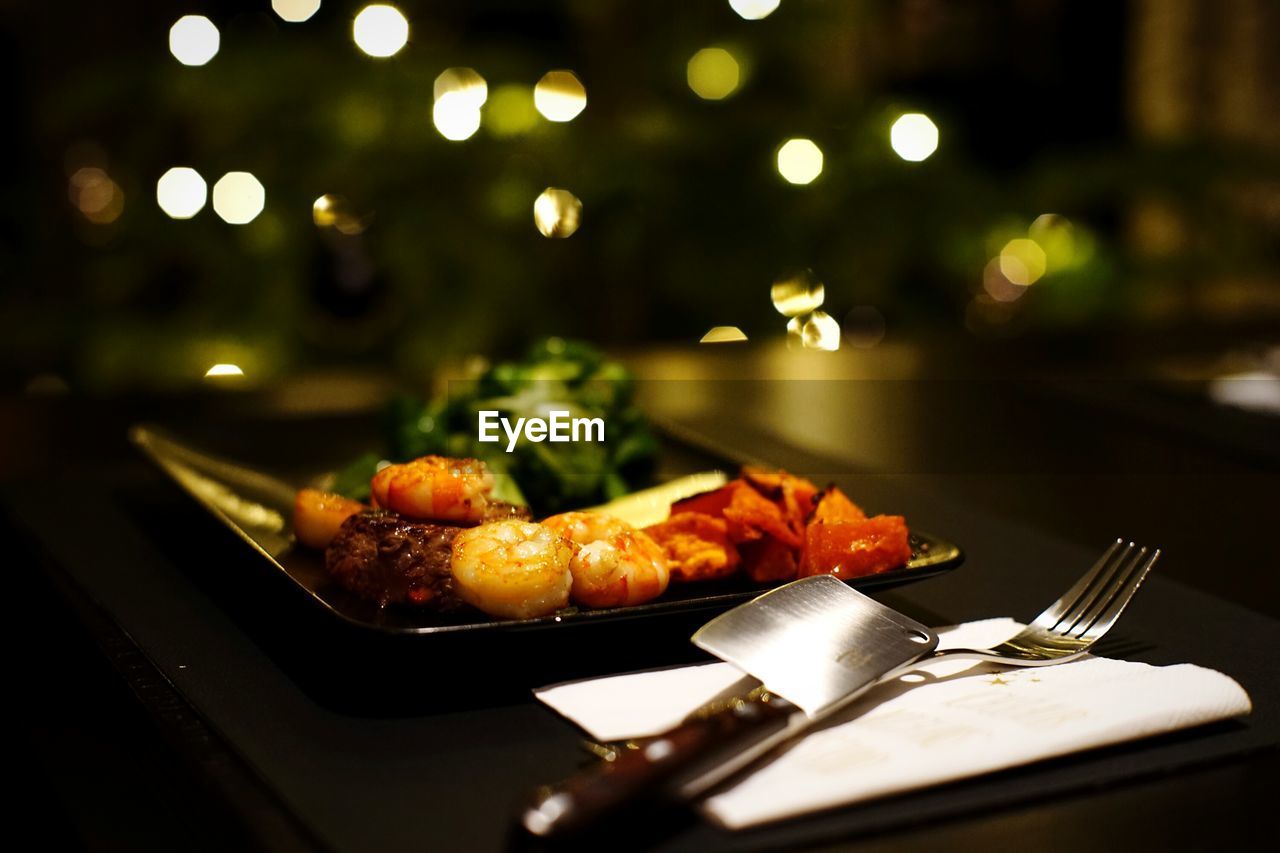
[535,618,1252,829]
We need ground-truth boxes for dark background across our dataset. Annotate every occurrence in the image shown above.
[2,0,1276,390]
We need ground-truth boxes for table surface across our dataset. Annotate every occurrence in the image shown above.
[6,352,1279,852]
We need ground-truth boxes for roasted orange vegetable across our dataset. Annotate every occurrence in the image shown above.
[739,535,799,584]
[798,515,912,579]
[742,466,819,540]
[722,480,803,549]
[645,512,741,582]
[653,468,910,587]
[809,486,866,525]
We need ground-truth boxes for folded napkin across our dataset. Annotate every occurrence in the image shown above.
[535,618,1251,829]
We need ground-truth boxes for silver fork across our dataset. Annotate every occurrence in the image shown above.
[925,538,1160,667]
[525,539,1160,838]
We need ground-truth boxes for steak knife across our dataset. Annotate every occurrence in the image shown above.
[520,575,939,838]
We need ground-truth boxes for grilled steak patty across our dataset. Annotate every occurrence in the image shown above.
[325,503,532,608]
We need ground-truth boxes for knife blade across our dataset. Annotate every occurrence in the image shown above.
[519,575,939,839]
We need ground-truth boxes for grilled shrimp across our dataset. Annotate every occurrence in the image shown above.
[450,520,575,619]
[370,455,496,523]
[541,512,671,608]
[293,488,366,549]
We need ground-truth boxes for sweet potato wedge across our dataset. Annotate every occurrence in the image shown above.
[722,480,803,549]
[739,535,799,584]
[798,515,912,579]
[809,486,866,525]
[645,511,741,582]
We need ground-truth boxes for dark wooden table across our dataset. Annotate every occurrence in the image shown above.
[7,349,1278,852]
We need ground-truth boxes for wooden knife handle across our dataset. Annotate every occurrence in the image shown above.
[519,691,796,840]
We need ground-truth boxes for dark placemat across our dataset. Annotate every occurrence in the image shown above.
[5,423,1278,853]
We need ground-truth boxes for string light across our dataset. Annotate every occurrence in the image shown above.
[69,168,124,225]
[1029,213,1093,271]
[890,113,939,162]
[169,15,220,67]
[212,172,266,225]
[434,68,488,109]
[801,311,841,351]
[533,188,582,238]
[776,138,823,185]
[433,93,482,140]
[771,270,825,316]
[312,194,367,234]
[687,47,741,100]
[272,0,321,22]
[204,363,244,378]
[700,326,748,343]
[999,238,1047,286]
[432,69,486,141]
[156,167,207,219]
[534,71,587,122]
[353,4,408,58]
[983,258,1028,302]
[729,0,781,20]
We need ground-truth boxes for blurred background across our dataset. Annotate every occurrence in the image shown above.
[2,0,1277,394]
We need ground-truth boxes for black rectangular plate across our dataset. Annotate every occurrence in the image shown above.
[129,423,963,637]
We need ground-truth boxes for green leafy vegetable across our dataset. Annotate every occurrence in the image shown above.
[337,338,657,515]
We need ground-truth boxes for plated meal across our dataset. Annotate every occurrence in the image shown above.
[293,455,913,621]
[130,339,959,634]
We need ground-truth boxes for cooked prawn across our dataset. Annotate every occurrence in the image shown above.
[541,512,671,608]
[370,455,496,523]
[450,520,575,619]
[293,488,366,549]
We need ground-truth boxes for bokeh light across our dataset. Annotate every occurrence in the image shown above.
[204,363,245,378]
[433,92,482,141]
[533,188,582,238]
[212,172,266,225]
[272,0,321,23]
[1029,213,1094,272]
[700,326,748,343]
[312,193,367,234]
[983,257,1028,302]
[486,85,538,137]
[802,311,841,351]
[729,0,781,21]
[435,67,488,109]
[843,306,886,348]
[890,113,939,162]
[687,47,741,100]
[771,270,825,316]
[432,68,487,142]
[786,315,804,349]
[313,194,339,227]
[776,138,823,185]
[156,167,207,219]
[205,363,244,378]
[999,238,1047,286]
[534,71,587,122]
[353,4,409,58]
[69,167,124,225]
[169,16,220,67]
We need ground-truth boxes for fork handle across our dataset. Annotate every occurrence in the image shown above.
[519,691,799,840]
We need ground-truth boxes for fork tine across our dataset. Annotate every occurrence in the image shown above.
[1076,548,1159,641]
[1039,539,1130,631]
[1065,545,1147,636]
